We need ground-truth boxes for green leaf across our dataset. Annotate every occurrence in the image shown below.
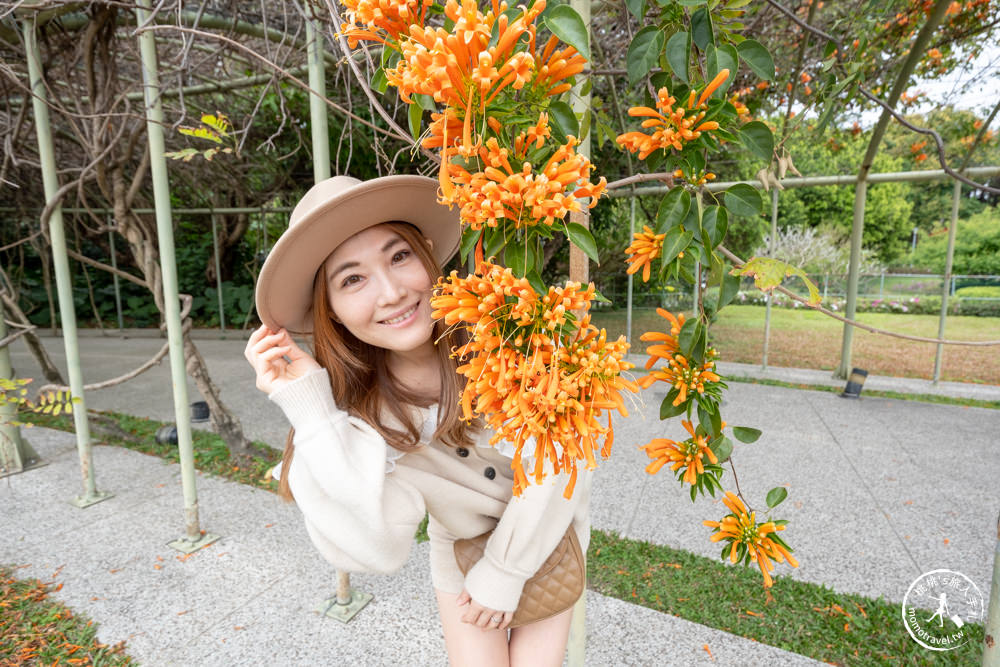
[717,271,741,310]
[701,206,728,248]
[548,101,579,139]
[566,222,599,264]
[678,318,700,356]
[505,237,528,277]
[706,44,738,95]
[733,257,822,305]
[724,183,763,217]
[677,0,706,5]
[625,0,646,21]
[740,121,774,161]
[407,103,423,142]
[484,227,506,260]
[372,68,388,93]
[736,39,775,80]
[665,31,690,83]
[627,26,665,86]
[766,487,788,509]
[459,227,481,262]
[691,8,714,51]
[660,392,687,419]
[660,228,693,264]
[733,426,762,443]
[544,5,590,61]
[414,93,437,111]
[656,186,691,233]
[711,436,733,463]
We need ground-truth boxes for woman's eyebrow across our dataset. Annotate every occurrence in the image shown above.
[328,236,407,282]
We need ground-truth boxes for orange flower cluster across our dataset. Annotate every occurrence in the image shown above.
[385,0,542,111]
[617,69,729,159]
[431,261,637,498]
[637,309,721,406]
[340,0,432,46]
[703,492,798,587]
[625,225,665,282]
[640,419,719,482]
[441,121,606,229]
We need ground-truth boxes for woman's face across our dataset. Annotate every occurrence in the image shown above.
[323,224,435,357]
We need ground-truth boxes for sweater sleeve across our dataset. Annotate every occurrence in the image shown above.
[268,368,426,574]
[462,433,592,611]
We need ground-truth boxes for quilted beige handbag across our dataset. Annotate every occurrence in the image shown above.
[453,526,585,628]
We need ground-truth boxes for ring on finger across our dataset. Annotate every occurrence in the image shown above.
[491,614,502,624]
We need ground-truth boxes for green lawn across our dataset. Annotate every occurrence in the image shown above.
[592,305,1000,384]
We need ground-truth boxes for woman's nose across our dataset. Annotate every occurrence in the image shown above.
[374,273,407,306]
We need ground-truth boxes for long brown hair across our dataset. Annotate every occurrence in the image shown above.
[278,222,470,501]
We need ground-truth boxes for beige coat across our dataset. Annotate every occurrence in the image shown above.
[269,368,592,612]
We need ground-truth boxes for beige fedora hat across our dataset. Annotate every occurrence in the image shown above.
[255,174,461,333]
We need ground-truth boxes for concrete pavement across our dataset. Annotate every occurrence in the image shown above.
[3,330,998,665]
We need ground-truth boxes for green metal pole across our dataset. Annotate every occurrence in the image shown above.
[23,17,108,507]
[211,214,226,332]
[836,0,952,379]
[567,0,589,660]
[626,195,635,345]
[135,0,216,551]
[0,299,43,478]
[933,180,961,383]
[306,18,331,182]
[304,13,373,623]
[762,188,778,370]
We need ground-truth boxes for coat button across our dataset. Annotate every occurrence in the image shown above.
[484,466,496,480]
[456,447,469,458]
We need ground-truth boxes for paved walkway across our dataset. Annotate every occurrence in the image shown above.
[3,332,999,665]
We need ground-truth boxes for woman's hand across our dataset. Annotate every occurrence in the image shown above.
[456,589,513,631]
[244,325,321,395]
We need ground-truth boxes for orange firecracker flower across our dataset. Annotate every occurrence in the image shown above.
[636,309,721,406]
[625,225,665,282]
[440,126,606,229]
[640,419,718,483]
[703,491,798,587]
[617,70,729,159]
[431,261,637,498]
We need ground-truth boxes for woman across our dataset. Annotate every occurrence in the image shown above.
[246,175,591,666]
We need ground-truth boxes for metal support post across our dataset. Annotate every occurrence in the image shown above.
[626,195,635,344]
[836,179,867,379]
[933,180,961,384]
[762,188,778,370]
[211,214,226,332]
[23,17,109,507]
[0,299,43,478]
[306,12,369,620]
[307,17,331,183]
[108,219,125,331]
[567,0,590,660]
[135,0,218,553]
[878,272,885,298]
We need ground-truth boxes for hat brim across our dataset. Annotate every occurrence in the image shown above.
[256,175,461,334]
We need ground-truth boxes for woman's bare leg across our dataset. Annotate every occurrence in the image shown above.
[507,606,574,667]
[435,589,511,667]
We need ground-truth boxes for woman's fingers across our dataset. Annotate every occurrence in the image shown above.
[498,611,513,630]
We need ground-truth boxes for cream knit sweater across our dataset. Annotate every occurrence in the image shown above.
[269,367,592,612]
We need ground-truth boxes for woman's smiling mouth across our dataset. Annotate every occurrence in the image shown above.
[380,303,419,325]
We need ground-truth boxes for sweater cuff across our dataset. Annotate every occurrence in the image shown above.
[463,554,529,612]
[267,368,342,433]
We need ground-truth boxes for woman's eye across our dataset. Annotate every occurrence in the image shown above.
[392,249,411,263]
[341,274,362,287]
